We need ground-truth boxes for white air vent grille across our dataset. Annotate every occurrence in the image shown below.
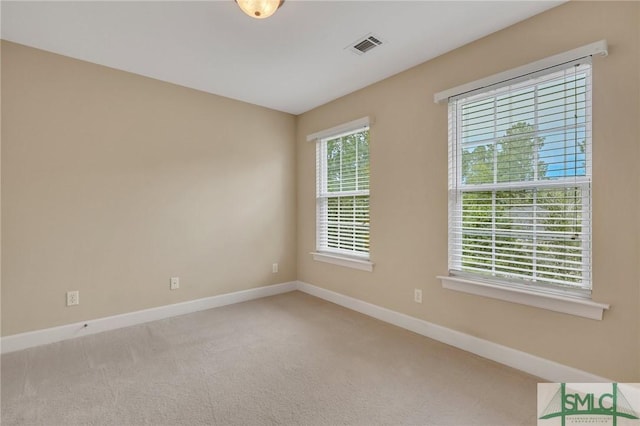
[346,33,385,56]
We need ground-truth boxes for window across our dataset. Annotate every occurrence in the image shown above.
[309,118,371,270]
[447,59,592,297]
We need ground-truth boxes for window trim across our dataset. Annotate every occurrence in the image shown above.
[311,252,374,272]
[309,117,373,271]
[435,43,610,314]
[306,116,372,142]
[433,40,607,104]
[438,275,609,320]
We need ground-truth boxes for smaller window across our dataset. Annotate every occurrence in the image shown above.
[314,121,370,260]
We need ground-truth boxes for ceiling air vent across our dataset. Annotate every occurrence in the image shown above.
[347,33,384,56]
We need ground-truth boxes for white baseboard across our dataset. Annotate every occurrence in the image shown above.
[1,279,611,383]
[0,281,297,354]
[296,281,610,383]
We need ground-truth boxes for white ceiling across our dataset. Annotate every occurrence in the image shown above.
[1,1,563,115]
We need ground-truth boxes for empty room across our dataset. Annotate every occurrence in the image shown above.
[1,1,639,425]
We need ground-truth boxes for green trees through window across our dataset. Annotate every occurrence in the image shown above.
[318,129,370,256]
[450,62,592,292]
[459,122,587,288]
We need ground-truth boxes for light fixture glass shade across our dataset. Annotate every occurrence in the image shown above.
[236,0,284,19]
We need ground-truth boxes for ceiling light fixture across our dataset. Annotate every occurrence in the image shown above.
[235,0,285,19]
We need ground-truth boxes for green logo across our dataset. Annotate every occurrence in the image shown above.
[539,383,639,426]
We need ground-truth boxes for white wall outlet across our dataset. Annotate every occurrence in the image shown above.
[170,277,180,290]
[272,263,278,273]
[66,290,80,306]
[414,289,422,304]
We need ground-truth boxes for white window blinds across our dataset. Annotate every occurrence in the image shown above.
[316,124,370,258]
[448,59,592,295]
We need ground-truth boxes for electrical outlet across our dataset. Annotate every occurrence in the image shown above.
[170,277,180,290]
[414,289,422,304]
[66,291,80,306]
[272,263,278,273]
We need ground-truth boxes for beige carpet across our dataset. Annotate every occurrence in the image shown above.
[1,291,538,425]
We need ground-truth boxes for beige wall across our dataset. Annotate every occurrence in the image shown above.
[297,1,640,381]
[1,41,3,338]
[1,41,297,336]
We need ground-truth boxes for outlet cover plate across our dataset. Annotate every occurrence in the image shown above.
[66,291,79,306]
[170,277,180,290]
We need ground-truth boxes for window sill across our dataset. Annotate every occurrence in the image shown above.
[311,252,374,272]
[437,275,610,320]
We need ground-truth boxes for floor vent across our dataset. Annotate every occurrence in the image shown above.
[347,33,384,55]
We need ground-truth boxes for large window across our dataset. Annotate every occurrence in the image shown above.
[316,125,370,259]
[448,59,592,296]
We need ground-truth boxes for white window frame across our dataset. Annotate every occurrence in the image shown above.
[434,42,609,319]
[307,117,374,272]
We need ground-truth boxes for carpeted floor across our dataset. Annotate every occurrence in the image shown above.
[1,291,539,425]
